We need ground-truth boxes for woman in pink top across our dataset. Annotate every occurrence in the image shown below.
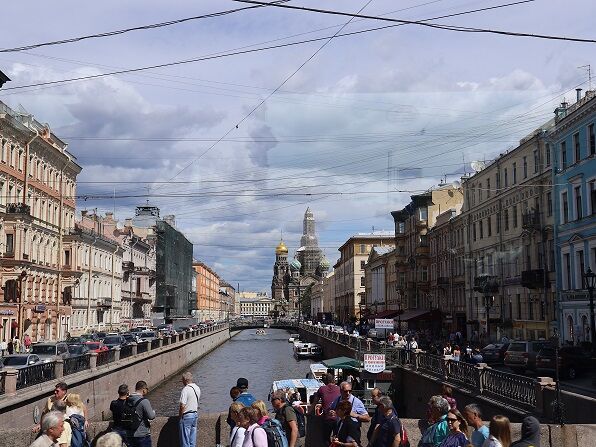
[239,407,268,447]
[252,400,270,425]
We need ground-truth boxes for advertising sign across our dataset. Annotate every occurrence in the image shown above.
[375,318,394,330]
[363,353,386,373]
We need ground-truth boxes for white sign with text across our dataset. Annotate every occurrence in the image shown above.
[363,353,386,373]
[375,318,394,329]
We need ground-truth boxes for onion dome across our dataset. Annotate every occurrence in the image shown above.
[275,240,288,255]
[319,257,331,271]
[290,259,302,271]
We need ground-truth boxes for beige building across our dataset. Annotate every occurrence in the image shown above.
[238,292,274,317]
[0,101,81,341]
[461,129,554,341]
[391,186,463,333]
[334,233,394,322]
[364,247,400,318]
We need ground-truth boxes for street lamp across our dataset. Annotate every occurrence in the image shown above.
[396,289,403,335]
[550,329,564,425]
[584,268,596,352]
[484,294,495,342]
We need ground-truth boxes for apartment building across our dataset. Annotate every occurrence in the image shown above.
[0,101,81,341]
[193,261,220,322]
[334,233,394,322]
[461,128,555,341]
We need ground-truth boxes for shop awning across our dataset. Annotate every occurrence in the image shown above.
[368,310,400,320]
[398,309,431,321]
[322,356,361,370]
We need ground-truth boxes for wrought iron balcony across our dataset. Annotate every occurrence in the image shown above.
[522,210,541,230]
[122,261,135,272]
[6,203,30,214]
[521,269,549,289]
[473,274,499,293]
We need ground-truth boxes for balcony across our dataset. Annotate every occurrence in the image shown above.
[96,298,112,308]
[522,210,541,230]
[122,261,135,272]
[6,203,31,215]
[473,275,499,293]
[521,269,549,289]
[415,243,430,256]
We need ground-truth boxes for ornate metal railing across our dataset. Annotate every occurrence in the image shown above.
[137,342,149,354]
[481,367,536,408]
[445,360,481,390]
[0,371,5,395]
[151,339,160,350]
[120,345,133,359]
[162,337,170,346]
[96,350,115,367]
[417,352,445,378]
[63,355,91,376]
[16,362,56,390]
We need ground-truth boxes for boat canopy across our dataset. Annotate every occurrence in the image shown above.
[322,356,361,370]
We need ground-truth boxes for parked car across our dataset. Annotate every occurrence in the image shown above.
[65,336,84,344]
[95,332,108,341]
[138,331,158,343]
[536,346,592,379]
[504,340,551,373]
[102,335,126,350]
[0,354,41,369]
[30,342,70,363]
[481,343,510,364]
[84,341,109,353]
[80,333,97,342]
[367,328,379,339]
[121,333,139,344]
[67,344,90,357]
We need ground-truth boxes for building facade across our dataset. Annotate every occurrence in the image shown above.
[0,101,81,342]
[551,91,596,344]
[460,129,555,342]
[220,281,236,318]
[238,292,274,317]
[334,233,394,323]
[193,261,220,322]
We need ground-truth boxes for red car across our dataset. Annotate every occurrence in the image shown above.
[85,341,109,353]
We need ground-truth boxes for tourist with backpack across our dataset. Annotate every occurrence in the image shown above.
[120,381,156,447]
[238,407,268,447]
[252,400,288,447]
[369,396,408,447]
[271,390,303,447]
[329,382,371,442]
[330,400,361,447]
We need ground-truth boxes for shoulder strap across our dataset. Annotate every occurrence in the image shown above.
[131,397,145,408]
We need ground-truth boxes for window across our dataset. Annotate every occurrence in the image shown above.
[563,253,571,289]
[64,250,70,267]
[479,183,482,201]
[546,143,551,166]
[397,222,405,234]
[547,192,553,216]
[517,294,522,319]
[561,141,567,169]
[504,168,508,187]
[533,150,539,173]
[512,163,517,184]
[528,297,534,320]
[574,185,583,220]
[479,219,484,239]
[420,266,428,282]
[589,124,596,155]
[523,157,528,178]
[487,178,491,198]
[589,180,595,215]
[577,250,585,289]
[487,215,492,236]
[419,207,428,221]
[504,209,509,231]
[360,276,365,287]
[512,205,518,228]
[473,222,477,241]
[573,132,581,162]
[360,244,366,254]
[496,172,500,190]
[496,212,500,233]
[562,192,569,223]
[5,234,14,255]
[360,260,366,270]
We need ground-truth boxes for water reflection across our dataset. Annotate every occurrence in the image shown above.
[148,329,314,415]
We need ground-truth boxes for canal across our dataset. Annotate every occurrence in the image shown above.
[149,328,313,415]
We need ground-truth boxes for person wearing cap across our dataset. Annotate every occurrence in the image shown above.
[227,378,256,430]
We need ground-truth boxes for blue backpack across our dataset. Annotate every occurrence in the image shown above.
[258,418,288,447]
[67,413,90,447]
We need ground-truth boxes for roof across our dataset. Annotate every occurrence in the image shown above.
[368,310,400,320]
[399,309,431,321]
[373,246,393,256]
[272,379,322,390]
[322,356,361,370]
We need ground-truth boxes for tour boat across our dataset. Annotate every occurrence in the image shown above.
[307,363,328,380]
[293,342,323,358]
[255,329,267,336]
[288,333,300,343]
[269,378,324,410]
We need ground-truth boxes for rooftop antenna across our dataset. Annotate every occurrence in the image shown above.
[462,153,467,176]
[578,64,592,90]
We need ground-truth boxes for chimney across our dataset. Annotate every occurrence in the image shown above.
[576,88,583,102]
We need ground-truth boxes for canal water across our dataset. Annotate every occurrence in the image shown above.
[148,329,314,415]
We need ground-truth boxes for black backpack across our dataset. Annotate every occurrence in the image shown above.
[120,397,145,431]
[291,406,306,438]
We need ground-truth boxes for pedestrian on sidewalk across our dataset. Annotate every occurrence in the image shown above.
[510,416,540,447]
[238,407,268,447]
[179,371,201,447]
[229,402,246,447]
[110,384,131,445]
[483,415,511,447]
[126,381,156,447]
[463,404,489,447]
[30,411,65,447]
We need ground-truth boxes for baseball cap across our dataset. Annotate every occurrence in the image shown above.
[236,378,249,389]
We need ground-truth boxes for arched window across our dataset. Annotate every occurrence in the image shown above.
[567,315,574,344]
[582,315,589,342]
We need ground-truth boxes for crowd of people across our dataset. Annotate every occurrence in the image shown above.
[0,333,32,355]
[29,374,542,447]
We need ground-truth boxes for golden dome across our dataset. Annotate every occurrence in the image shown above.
[275,241,288,255]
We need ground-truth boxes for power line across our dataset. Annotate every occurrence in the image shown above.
[0,0,545,94]
[235,0,596,44]
[0,3,287,53]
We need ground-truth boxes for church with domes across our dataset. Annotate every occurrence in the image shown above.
[271,208,329,319]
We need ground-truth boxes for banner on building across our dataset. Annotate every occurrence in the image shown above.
[363,353,386,373]
[375,318,394,329]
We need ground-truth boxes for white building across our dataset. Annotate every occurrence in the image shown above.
[239,292,274,317]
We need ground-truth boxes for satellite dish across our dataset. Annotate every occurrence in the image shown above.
[452,180,461,189]
[471,161,486,172]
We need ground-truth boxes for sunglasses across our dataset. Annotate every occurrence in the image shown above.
[447,418,459,422]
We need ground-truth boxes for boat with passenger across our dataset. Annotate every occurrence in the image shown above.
[269,378,324,411]
[293,342,322,358]
[288,333,300,343]
[307,363,328,381]
[255,329,267,335]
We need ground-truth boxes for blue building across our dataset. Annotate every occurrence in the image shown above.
[551,90,596,345]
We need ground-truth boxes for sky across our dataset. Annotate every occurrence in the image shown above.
[0,0,594,291]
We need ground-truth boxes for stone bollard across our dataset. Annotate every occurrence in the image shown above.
[54,357,64,379]
[158,337,163,348]
[114,346,121,362]
[4,368,18,396]
[89,352,98,372]
[535,376,555,415]
[131,342,138,356]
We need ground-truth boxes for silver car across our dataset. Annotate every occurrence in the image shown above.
[0,354,41,369]
[30,342,70,363]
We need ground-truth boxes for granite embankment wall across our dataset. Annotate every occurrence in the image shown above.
[0,327,230,430]
[1,414,594,447]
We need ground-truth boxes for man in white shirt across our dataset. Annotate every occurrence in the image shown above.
[179,371,201,447]
[30,411,64,447]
